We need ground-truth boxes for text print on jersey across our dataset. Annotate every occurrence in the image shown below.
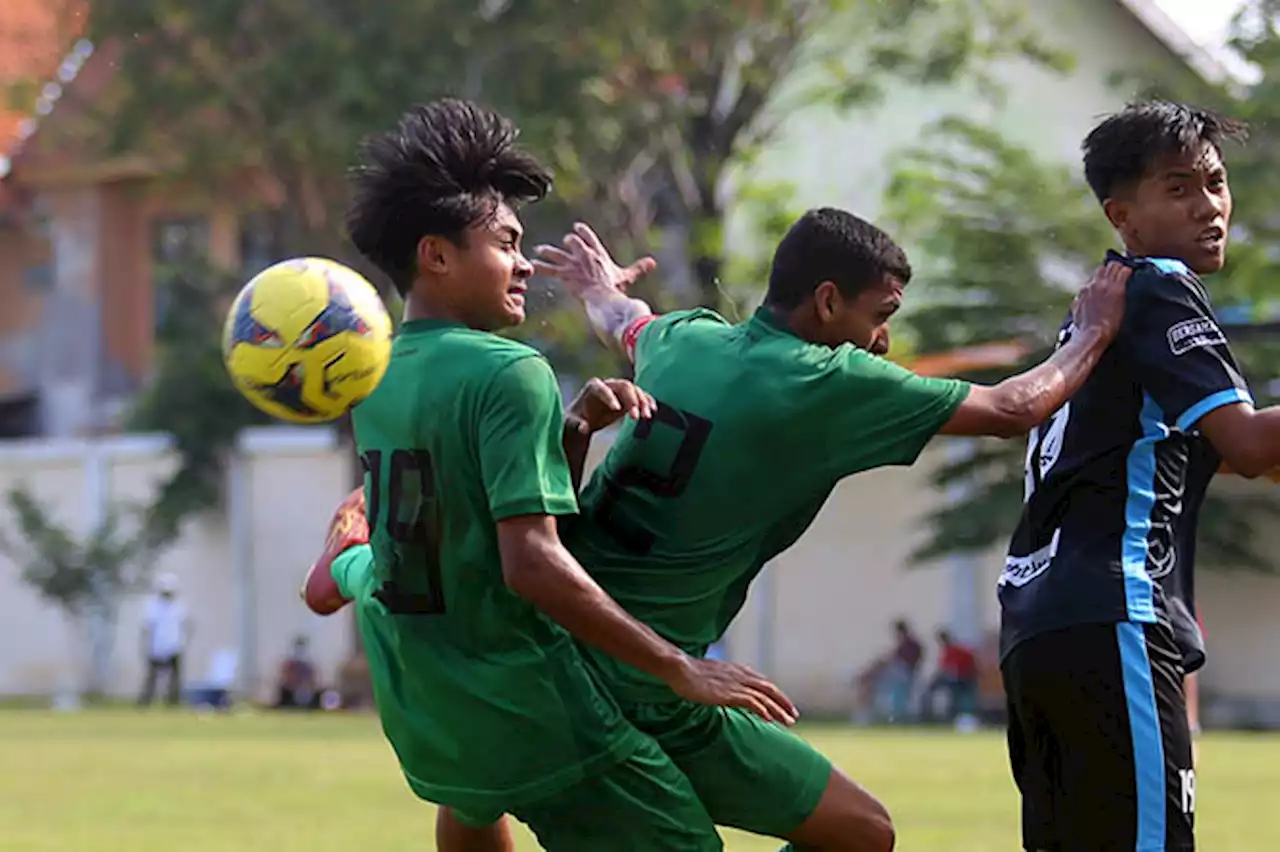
[360,448,446,614]
[594,400,713,555]
[1166,317,1226,356]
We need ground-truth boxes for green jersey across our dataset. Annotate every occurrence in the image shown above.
[349,319,641,813]
[566,308,969,700]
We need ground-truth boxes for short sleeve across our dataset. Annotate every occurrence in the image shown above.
[1128,265,1252,430]
[824,348,970,474]
[331,544,376,599]
[633,308,730,364]
[477,355,578,521]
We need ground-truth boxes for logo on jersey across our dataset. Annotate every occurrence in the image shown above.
[1167,317,1225,356]
[999,528,1061,587]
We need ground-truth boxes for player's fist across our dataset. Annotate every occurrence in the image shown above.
[565,377,656,435]
[301,488,369,615]
[664,656,799,726]
[302,561,348,615]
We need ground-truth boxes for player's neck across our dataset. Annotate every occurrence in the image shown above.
[402,293,467,326]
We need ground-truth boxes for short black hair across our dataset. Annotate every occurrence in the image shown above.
[346,98,552,295]
[764,208,911,310]
[1082,100,1248,203]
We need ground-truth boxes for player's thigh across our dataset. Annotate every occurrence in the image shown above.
[1043,622,1194,852]
[1001,647,1062,851]
[509,737,722,852]
[640,701,832,838]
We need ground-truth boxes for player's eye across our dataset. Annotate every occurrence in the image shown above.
[1168,184,1187,197]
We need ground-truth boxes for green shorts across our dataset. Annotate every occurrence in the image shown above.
[490,734,722,851]
[627,698,833,838]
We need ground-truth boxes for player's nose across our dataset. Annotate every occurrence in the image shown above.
[512,254,534,279]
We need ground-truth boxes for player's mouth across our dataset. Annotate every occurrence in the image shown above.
[1197,226,1226,251]
[507,283,528,308]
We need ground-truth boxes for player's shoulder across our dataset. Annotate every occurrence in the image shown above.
[647,307,731,338]
[1118,252,1205,302]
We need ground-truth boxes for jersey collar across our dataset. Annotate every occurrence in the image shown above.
[749,306,798,337]
[399,318,466,335]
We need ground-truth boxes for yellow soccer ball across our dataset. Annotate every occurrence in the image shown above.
[222,257,392,424]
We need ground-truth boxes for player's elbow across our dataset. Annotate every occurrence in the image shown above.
[1220,445,1271,479]
[947,385,1039,438]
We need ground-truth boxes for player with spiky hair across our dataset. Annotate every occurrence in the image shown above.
[998,100,1273,851]
[335,98,795,851]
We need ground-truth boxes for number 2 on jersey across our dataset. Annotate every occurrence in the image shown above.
[595,401,713,554]
[360,449,446,614]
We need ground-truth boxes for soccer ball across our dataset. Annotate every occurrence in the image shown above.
[223,257,393,424]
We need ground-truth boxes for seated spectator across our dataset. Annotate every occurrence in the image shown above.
[275,635,321,710]
[854,618,924,723]
[924,628,979,725]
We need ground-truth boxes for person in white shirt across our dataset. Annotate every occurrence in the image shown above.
[137,573,191,706]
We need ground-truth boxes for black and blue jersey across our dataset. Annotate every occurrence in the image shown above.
[998,250,1252,666]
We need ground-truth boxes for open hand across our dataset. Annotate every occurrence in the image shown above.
[1071,261,1131,343]
[565,377,656,435]
[665,657,799,726]
[533,222,657,299]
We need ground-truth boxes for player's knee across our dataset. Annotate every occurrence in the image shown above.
[792,771,895,851]
[847,795,894,852]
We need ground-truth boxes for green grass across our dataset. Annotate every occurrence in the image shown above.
[2,709,1278,850]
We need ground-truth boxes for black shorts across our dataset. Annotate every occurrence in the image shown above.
[1002,621,1194,851]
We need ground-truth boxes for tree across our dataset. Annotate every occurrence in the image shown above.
[475,0,1071,309]
[0,487,158,696]
[128,257,270,550]
[886,116,1280,572]
[66,0,1067,309]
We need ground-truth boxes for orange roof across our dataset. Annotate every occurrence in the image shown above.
[0,0,87,165]
[908,341,1030,378]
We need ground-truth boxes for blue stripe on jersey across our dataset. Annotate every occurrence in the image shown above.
[1146,257,1191,277]
[1117,622,1167,850]
[1175,387,1252,432]
[1121,394,1164,622]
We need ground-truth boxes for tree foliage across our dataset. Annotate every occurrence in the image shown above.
[128,258,270,548]
[887,116,1280,572]
[0,486,159,694]
[70,0,1068,311]
[0,488,155,616]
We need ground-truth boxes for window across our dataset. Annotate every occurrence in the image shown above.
[151,216,209,332]
[238,210,290,277]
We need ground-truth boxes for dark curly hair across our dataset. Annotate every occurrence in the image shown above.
[346,99,552,296]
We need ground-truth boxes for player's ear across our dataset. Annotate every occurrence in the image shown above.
[417,235,451,275]
[1101,196,1129,234]
[813,280,840,322]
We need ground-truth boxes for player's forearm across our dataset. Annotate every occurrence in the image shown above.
[991,327,1110,434]
[562,420,592,494]
[580,287,653,356]
[502,536,689,682]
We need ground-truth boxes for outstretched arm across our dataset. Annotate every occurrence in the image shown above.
[534,223,657,363]
[939,261,1131,438]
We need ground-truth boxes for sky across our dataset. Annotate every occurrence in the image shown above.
[1156,0,1247,48]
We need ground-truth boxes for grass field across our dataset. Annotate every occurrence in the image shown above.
[3,710,1279,851]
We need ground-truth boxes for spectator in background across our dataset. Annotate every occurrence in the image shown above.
[924,629,979,724]
[855,618,924,722]
[275,635,321,710]
[137,573,191,707]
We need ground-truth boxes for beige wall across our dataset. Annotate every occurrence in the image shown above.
[2,429,1278,712]
[0,428,354,701]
